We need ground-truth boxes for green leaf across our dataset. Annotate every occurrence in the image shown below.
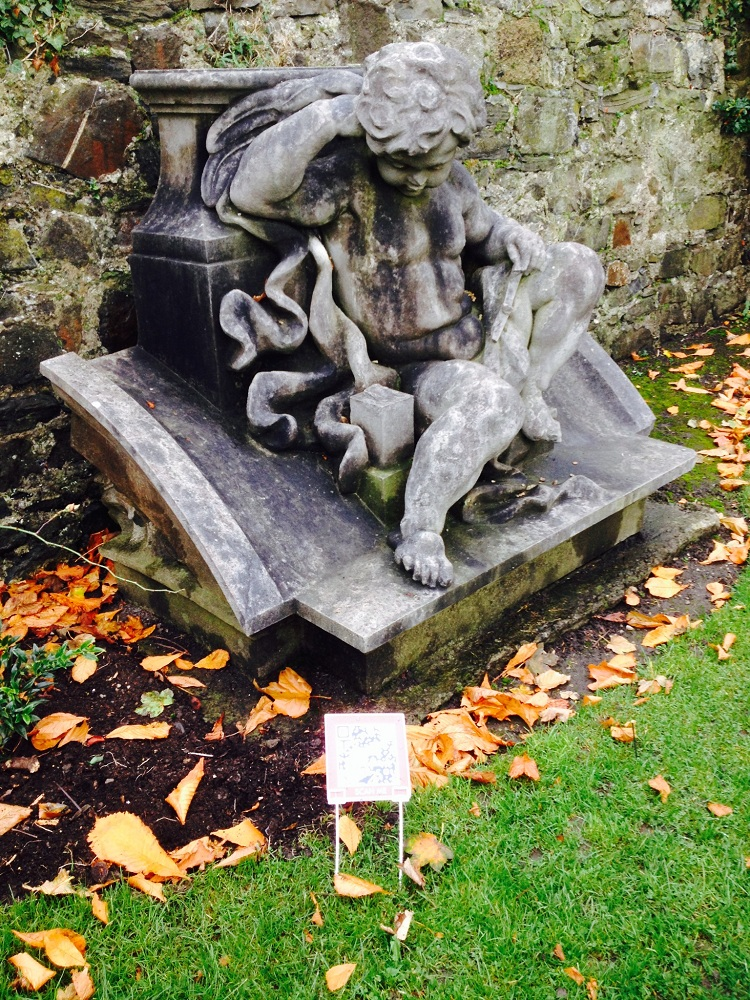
[134,689,174,718]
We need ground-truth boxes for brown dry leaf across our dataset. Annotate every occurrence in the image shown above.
[0,803,32,837]
[29,713,89,751]
[170,836,226,872]
[238,695,277,737]
[71,656,97,684]
[637,678,663,696]
[666,405,679,415]
[719,515,748,535]
[165,758,205,824]
[88,811,184,878]
[606,634,637,654]
[128,873,166,901]
[539,703,575,724]
[310,892,324,927]
[650,565,684,580]
[534,669,570,692]
[194,649,230,670]
[211,818,266,849]
[508,753,540,781]
[400,856,425,887]
[587,660,636,690]
[706,581,731,605]
[13,929,86,968]
[462,769,497,783]
[214,843,266,867]
[140,652,184,672]
[626,610,673,629]
[707,801,733,817]
[587,979,599,1000]
[38,802,67,821]
[644,576,687,599]
[106,722,171,740]
[334,872,387,897]
[22,869,76,895]
[406,832,453,871]
[468,801,481,818]
[255,667,311,717]
[204,715,225,741]
[553,943,566,962]
[167,675,206,690]
[565,967,585,986]
[91,893,109,924]
[301,753,326,776]
[173,658,194,670]
[582,695,602,706]
[611,721,636,743]
[503,642,538,674]
[648,775,672,803]
[8,953,55,991]
[303,929,314,944]
[338,814,362,856]
[71,966,95,1000]
[117,617,156,644]
[325,963,356,992]
[670,377,711,394]
[624,587,641,606]
[640,622,683,648]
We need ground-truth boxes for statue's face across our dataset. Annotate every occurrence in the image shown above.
[371,133,459,197]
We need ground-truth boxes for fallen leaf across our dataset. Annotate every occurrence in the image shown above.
[128,873,166,901]
[71,656,97,684]
[582,695,602,706]
[165,758,205,824]
[13,929,86,968]
[670,377,711,394]
[553,943,566,961]
[29,713,89,751]
[707,801,733,817]
[644,576,687,599]
[719,515,748,535]
[310,892,324,927]
[648,775,672,803]
[502,642,538,674]
[706,581,731,605]
[462,769,497,783]
[326,963,356,992]
[238,695,276,737]
[565,967,585,986]
[534,668,571,691]
[334,872,387,897]
[8,953,55,991]
[88,812,184,878]
[0,803,32,837]
[508,753,540,781]
[624,587,641,606]
[650,565,684,580]
[301,753,326,776]
[400,856,425,887]
[135,689,174,718]
[587,660,636,690]
[626,610,673,629]
[211,818,266,849]
[214,843,266,866]
[106,722,171,740]
[91,893,109,924]
[610,721,636,743]
[22,869,76,895]
[469,801,481,817]
[71,965,95,1000]
[606,634,636,654]
[170,836,226,871]
[406,832,454,871]
[194,649,230,670]
[204,715,225,741]
[140,652,185,672]
[666,405,678,414]
[338,814,362,856]
[587,979,598,1000]
[381,910,414,942]
[303,929,313,944]
[167,675,206,690]
[255,667,311,717]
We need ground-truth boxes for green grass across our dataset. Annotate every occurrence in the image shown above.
[2,577,750,998]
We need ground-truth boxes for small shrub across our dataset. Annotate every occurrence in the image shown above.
[0,0,69,68]
[713,96,750,134]
[0,635,101,750]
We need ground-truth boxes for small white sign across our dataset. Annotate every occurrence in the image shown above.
[324,713,411,805]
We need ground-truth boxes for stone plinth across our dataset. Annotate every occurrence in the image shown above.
[349,384,415,468]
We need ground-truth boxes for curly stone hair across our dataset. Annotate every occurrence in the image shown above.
[355,42,487,156]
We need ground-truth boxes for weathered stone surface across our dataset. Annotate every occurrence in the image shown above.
[0,325,61,388]
[73,0,186,25]
[98,275,139,353]
[687,195,726,232]
[630,32,685,81]
[59,49,132,83]
[515,94,577,154]
[612,218,631,248]
[492,17,547,86]
[190,0,259,7]
[606,260,630,286]
[27,82,146,180]
[392,0,443,21]
[65,16,128,48]
[660,248,690,278]
[0,221,35,272]
[349,385,414,468]
[343,0,393,61]
[131,23,185,70]
[39,213,98,266]
[0,390,61,435]
[275,0,335,14]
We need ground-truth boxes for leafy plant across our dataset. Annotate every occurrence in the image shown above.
[0,635,101,749]
[0,0,69,69]
[673,0,750,72]
[714,95,750,134]
[204,5,278,69]
[135,689,174,718]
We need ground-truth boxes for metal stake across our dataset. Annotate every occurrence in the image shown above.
[398,801,404,883]
[334,802,340,876]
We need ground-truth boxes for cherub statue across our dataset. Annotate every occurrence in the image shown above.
[202,42,604,589]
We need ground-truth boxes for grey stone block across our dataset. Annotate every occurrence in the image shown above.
[515,94,578,155]
[349,384,415,468]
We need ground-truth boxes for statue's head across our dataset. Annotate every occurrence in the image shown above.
[355,42,486,197]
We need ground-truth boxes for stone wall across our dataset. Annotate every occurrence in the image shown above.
[0,0,748,577]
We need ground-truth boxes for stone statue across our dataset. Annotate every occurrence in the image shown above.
[201,42,605,589]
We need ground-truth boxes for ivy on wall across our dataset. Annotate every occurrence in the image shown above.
[0,0,69,71]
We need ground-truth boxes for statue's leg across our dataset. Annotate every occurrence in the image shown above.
[394,360,524,587]
[518,242,605,441]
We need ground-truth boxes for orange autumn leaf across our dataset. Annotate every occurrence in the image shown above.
[534,669,571,692]
[553,943,566,961]
[707,801,733,817]
[88,812,184,878]
[13,928,86,968]
[71,656,97,684]
[644,576,687,599]
[255,667,311,717]
[128,873,166,901]
[626,610,673,629]
[214,843,266,867]
[406,832,453,871]
[204,715,225,741]
[106,722,171,740]
[140,652,184,672]
[8,953,56,991]
[326,963,356,992]
[170,836,226,872]
[338,814,362,856]
[194,649,230,670]
[211,818,266,849]
[508,753,540,781]
[606,634,636,654]
[649,565,684,580]
[587,660,636,690]
[565,967,585,985]
[29,713,89,751]
[238,695,276,737]
[648,775,672,803]
[469,801,481,817]
[310,891,324,927]
[91,893,108,924]
[117,616,156,643]
[587,979,599,1000]
[582,695,602,707]
[166,674,206,690]
[611,721,636,743]
[502,642,538,674]
[165,758,205,824]
[0,803,32,837]
[71,965,95,1000]
[334,872,387,897]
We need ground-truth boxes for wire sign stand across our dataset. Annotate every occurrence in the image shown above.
[324,713,412,880]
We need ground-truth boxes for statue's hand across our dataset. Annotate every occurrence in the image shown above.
[504,225,547,274]
[329,94,365,138]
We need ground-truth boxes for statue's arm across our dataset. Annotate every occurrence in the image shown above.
[455,163,546,273]
[229,95,362,225]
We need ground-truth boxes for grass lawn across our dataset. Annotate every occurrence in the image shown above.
[2,570,750,999]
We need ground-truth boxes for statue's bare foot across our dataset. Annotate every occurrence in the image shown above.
[521,386,561,442]
[337,426,369,493]
[394,530,453,588]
